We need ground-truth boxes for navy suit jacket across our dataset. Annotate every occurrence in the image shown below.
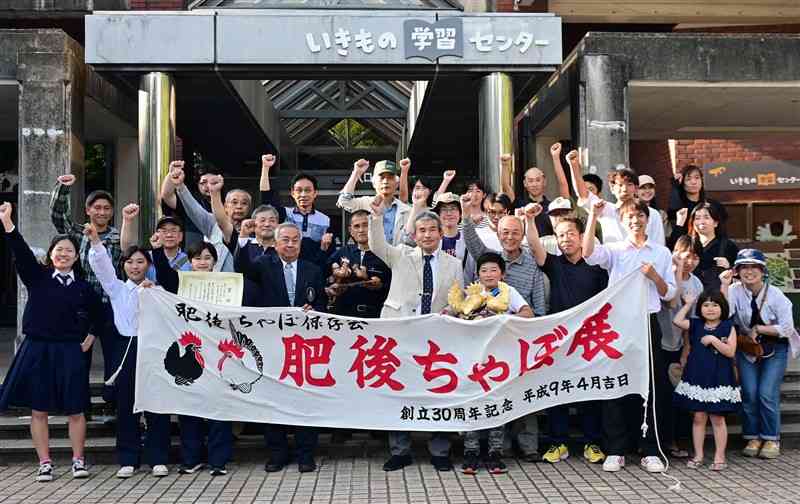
[236,249,327,311]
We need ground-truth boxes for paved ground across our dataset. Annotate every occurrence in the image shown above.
[1,451,799,504]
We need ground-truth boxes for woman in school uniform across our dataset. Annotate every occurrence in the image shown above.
[0,202,104,482]
[151,235,233,477]
[85,220,172,479]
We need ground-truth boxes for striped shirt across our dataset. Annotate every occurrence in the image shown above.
[462,219,546,316]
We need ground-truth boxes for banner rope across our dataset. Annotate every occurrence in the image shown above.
[105,335,134,386]
[644,308,682,491]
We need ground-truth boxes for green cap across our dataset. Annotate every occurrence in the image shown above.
[373,160,398,178]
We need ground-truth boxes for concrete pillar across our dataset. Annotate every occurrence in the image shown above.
[16,42,85,348]
[478,72,514,193]
[115,136,139,243]
[138,72,175,240]
[575,54,629,201]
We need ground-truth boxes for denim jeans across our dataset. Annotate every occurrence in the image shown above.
[737,343,789,441]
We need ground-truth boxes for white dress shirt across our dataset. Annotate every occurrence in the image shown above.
[51,270,75,285]
[88,242,145,337]
[585,238,676,313]
[579,192,665,246]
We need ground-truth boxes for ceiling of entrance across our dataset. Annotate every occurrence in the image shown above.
[191,0,462,10]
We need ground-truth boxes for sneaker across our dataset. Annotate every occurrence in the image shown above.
[36,462,54,482]
[461,452,480,475]
[640,456,665,473]
[602,455,625,472]
[178,463,204,474]
[72,459,89,479]
[210,467,228,477]
[583,444,605,464]
[116,466,136,479]
[151,465,169,477]
[742,439,762,457]
[759,441,780,459]
[542,444,569,463]
[485,452,507,474]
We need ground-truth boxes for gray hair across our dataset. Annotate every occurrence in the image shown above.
[275,221,301,239]
[251,204,279,220]
[414,210,442,231]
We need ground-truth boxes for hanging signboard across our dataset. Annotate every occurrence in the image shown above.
[703,160,800,191]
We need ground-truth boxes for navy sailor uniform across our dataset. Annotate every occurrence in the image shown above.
[0,227,104,415]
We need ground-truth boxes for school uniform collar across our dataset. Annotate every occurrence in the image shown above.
[624,236,656,250]
[125,279,140,291]
[51,270,75,282]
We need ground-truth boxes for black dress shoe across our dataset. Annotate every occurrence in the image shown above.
[383,454,413,471]
[264,460,287,472]
[298,462,317,473]
[430,456,453,471]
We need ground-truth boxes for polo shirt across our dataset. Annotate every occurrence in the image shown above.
[541,253,609,314]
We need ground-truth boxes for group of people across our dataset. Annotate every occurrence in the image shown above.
[0,142,797,483]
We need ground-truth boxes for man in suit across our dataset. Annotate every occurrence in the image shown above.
[234,222,326,473]
[367,195,464,472]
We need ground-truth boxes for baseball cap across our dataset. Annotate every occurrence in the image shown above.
[433,192,461,213]
[156,215,184,231]
[733,248,767,270]
[638,175,656,187]
[547,197,573,214]
[373,160,398,178]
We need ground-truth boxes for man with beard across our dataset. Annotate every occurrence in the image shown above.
[339,158,411,245]
[524,204,608,466]
[325,209,390,318]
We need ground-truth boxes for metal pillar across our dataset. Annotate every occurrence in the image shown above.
[576,54,629,201]
[138,72,175,240]
[478,72,514,193]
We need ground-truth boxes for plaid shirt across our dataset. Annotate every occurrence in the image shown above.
[50,183,122,304]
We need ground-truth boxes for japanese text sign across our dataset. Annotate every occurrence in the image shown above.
[703,160,800,191]
[135,272,649,431]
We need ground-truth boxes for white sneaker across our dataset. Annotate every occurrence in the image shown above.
[640,456,665,473]
[116,466,136,479]
[152,465,169,477]
[602,455,625,472]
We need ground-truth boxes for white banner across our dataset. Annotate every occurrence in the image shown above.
[135,272,650,431]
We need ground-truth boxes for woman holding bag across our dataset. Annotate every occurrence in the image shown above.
[721,248,800,459]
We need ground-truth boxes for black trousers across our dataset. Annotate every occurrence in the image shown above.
[602,314,672,456]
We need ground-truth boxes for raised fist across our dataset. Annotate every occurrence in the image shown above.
[550,143,562,157]
[354,159,370,177]
[83,223,99,243]
[443,170,456,182]
[207,175,224,193]
[168,161,185,185]
[149,232,162,249]
[122,203,140,221]
[565,150,580,167]
[369,195,384,216]
[57,174,76,186]
[0,201,11,221]
[321,233,333,251]
[500,154,513,165]
[262,154,276,170]
[399,158,411,172]
[524,202,542,219]
[591,199,606,214]
[240,219,256,236]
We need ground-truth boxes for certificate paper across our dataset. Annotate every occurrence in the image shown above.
[177,271,244,307]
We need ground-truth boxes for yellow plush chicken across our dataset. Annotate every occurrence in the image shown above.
[445,281,511,319]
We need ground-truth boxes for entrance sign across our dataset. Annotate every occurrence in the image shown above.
[134,272,649,431]
[86,11,562,68]
[704,160,800,191]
